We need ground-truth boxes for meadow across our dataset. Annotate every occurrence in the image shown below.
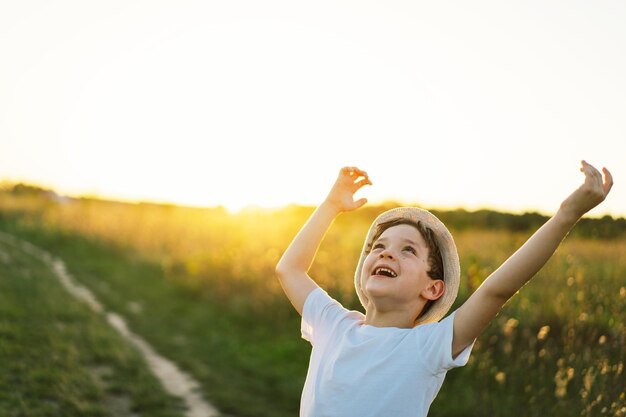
[0,216,186,416]
[0,188,624,417]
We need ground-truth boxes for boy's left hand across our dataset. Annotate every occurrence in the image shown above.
[560,160,613,219]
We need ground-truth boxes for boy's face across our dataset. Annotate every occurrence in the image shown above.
[360,224,441,312]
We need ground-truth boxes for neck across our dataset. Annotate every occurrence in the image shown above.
[363,299,426,328]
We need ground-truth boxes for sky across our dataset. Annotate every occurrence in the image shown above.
[1,1,625,216]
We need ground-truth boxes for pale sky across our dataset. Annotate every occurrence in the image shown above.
[1,1,625,215]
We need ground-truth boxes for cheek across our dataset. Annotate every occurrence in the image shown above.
[362,252,377,269]
[360,253,375,277]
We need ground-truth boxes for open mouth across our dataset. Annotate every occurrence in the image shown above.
[372,266,398,278]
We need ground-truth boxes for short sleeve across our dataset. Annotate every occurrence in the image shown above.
[301,288,350,345]
[416,310,475,374]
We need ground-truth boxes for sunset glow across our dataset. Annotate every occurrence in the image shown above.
[1,1,624,215]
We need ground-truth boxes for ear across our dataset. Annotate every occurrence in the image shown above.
[421,280,445,301]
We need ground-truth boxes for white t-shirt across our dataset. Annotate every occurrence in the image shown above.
[300,288,474,417]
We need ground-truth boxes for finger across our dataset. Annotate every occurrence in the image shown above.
[580,160,588,174]
[340,166,369,181]
[349,167,369,179]
[581,160,602,188]
[353,198,368,209]
[581,160,600,176]
[353,177,372,191]
[590,165,603,190]
[602,167,614,195]
[341,168,358,183]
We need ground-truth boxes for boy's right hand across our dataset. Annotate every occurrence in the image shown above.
[276,166,371,315]
[324,167,372,213]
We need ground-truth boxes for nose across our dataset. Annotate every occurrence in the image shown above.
[378,249,395,260]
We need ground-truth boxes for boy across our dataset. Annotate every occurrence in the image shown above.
[275,162,613,417]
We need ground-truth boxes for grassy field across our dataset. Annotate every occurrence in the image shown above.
[0,192,624,416]
[0,229,186,416]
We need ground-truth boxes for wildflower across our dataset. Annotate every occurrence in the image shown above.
[537,325,550,341]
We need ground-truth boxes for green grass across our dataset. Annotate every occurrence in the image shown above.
[1,206,624,417]
[0,217,308,417]
[0,232,186,416]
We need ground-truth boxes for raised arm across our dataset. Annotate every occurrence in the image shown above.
[275,167,371,315]
[452,161,613,357]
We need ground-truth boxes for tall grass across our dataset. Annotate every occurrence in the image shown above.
[1,193,624,416]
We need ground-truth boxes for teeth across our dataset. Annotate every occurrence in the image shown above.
[374,267,397,277]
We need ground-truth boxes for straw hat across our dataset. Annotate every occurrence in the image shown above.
[354,207,460,325]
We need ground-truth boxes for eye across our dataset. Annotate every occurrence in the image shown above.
[403,246,417,255]
[372,243,385,250]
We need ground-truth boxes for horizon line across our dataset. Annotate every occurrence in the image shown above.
[1,179,623,220]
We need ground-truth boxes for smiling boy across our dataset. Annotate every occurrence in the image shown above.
[275,163,613,417]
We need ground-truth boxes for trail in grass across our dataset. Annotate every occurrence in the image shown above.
[0,231,220,417]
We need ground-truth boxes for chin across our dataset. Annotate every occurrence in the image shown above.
[364,281,396,300]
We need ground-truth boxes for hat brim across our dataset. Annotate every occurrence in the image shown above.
[354,207,460,325]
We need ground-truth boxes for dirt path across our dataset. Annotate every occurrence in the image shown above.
[0,231,221,417]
